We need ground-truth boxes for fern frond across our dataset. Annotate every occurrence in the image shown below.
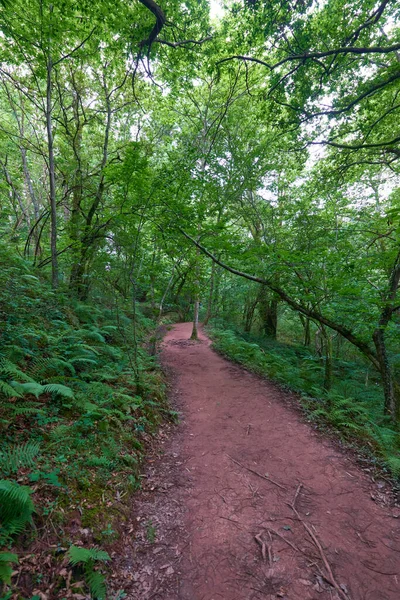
[0,441,41,474]
[41,383,74,399]
[67,546,110,566]
[28,357,75,378]
[10,404,44,416]
[0,380,22,398]
[0,359,34,383]
[70,358,98,367]
[0,480,34,538]
[81,330,106,344]
[10,381,43,398]
[85,568,107,600]
[0,551,18,585]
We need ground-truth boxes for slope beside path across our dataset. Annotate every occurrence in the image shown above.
[119,323,400,600]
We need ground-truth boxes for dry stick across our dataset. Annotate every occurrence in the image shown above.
[267,530,273,566]
[227,455,287,491]
[266,528,302,554]
[292,483,303,509]
[219,515,243,529]
[255,532,267,563]
[288,502,351,600]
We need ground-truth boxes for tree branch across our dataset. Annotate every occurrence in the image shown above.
[217,43,400,71]
[179,228,380,370]
[138,0,167,51]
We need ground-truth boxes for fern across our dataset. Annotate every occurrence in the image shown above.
[67,545,110,600]
[0,441,41,475]
[0,480,34,541]
[67,546,110,566]
[85,569,107,600]
[0,359,34,383]
[9,381,74,400]
[70,358,98,368]
[0,552,18,585]
[0,380,21,398]
[76,329,106,344]
[8,403,44,416]
[28,357,75,379]
[41,383,74,399]
[10,381,43,398]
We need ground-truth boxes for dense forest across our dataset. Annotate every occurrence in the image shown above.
[0,0,400,597]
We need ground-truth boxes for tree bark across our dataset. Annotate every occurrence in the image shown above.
[190,297,200,340]
[259,286,278,338]
[203,260,215,326]
[46,52,58,289]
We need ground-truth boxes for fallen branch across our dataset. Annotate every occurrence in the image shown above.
[227,455,287,491]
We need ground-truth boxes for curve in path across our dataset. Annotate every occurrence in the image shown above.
[126,323,400,600]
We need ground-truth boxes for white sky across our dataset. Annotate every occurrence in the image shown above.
[210,0,225,21]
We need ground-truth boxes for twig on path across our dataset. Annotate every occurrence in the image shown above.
[227,454,287,491]
[214,487,227,504]
[219,515,243,529]
[266,528,302,554]
[255,532,273,566]
[288,502,351,600]
[255,532,267,562]
[292,483,303,509]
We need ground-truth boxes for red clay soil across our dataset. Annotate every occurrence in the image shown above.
[120,323,400,600]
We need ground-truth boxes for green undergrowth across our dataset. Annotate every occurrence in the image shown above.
[0,245,170,598]
[208,323,400,480]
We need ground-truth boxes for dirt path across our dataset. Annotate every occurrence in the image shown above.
[120,323,400,600]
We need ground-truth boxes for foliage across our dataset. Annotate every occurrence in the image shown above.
[0,0,399,594]
[0,552,18,586]
[67,546,110,600]
[0,480,34,544]
[0,242,167,597]
[0,442,41,475]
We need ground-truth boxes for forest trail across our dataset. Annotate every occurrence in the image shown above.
[125,323,400,600]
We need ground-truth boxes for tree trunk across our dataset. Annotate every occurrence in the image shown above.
[373,327,399,418]
[259,286,278,339]
[69,68,111,298]
[158,268,176,321]
[299,315,311,346]
[46,50,58,288]
[243,296,258,333]
[190,297,199,340]
[203,260,215,326]
[322,330,333,392]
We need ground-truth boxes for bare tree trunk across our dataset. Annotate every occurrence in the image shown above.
[158,266,176,320]
[243,295,258,333]
[258,286,278,338]
[46,47,58,288]
[203,260,215,326]
[373,327,399,418]
[69,67,112,299]
[1,160,30,228]
[191,296,200,340]
[322,329,333,392]
[299,314,311,346]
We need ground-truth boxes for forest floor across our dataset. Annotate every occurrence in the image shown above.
[114,323,400,600]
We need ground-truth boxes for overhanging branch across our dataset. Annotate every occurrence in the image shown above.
[179,228,380,370]
[138,0,167,51]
